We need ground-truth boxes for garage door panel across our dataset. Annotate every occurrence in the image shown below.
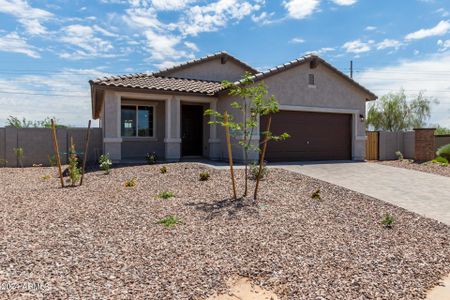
[261,111,352,161]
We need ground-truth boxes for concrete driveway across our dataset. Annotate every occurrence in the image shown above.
[273,161,450,225]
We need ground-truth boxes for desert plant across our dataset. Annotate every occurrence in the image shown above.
[395,150,403,161]
[204,73,289,200]
[0,158,7,167]
[145,152,158,164]
[250,161,269,180]
[13,147,24,168]
[41,175,51,180]
[432,156,449,166]
[436,144,450,161]
[67,140,80,187]
[311,188,321,200]
[381,213,394,228]
[158,191,174,199]
[199,171,210,181]
[160,166,167,174]
[99,154,112,174]
[125,177,137,187]
[158,215,181,227]
[48,154,57,167]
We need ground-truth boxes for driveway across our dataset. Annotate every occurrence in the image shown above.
[272,161,450,226]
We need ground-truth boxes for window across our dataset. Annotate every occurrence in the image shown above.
[308,74,315,86]
[121,105,154,137]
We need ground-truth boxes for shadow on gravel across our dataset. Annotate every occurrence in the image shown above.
[186,197,259,220]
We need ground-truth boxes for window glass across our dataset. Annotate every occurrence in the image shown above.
[121,106,136,137]
[308,74,315,85]
[138,106,153,137]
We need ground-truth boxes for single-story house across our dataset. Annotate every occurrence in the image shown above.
[89,52,377,163]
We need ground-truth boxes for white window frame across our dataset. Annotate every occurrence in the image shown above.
[121,104,156,138]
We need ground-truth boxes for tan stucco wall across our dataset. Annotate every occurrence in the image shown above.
[163,58,249,82]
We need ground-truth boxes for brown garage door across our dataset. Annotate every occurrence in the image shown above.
[261,111,352,161]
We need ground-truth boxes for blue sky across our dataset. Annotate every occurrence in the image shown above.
[0,0,449,127]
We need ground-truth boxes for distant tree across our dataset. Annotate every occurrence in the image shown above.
[435,125,450,135]
[367,90,437,131]
[6,116,67,128]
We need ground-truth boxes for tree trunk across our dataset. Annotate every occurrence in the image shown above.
[224,112,237,200]
[254,114,272,200]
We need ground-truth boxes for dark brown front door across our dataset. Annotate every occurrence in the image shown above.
[261,110,352,161]
[181,105,203,156]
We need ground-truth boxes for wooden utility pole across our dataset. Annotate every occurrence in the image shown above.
[51,119,64,188]
[254,114,272,200]
[80,120,91,186]
[224,112,237,200]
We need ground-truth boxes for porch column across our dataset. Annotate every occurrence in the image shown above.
[164,96,181,161]
[208,99,221,160]
[103,91,122,162]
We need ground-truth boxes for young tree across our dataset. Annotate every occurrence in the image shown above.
[367,89,437,131]
[7,115,67,128]
[205,73,289,200]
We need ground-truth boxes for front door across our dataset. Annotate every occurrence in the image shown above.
[181,105,203,156]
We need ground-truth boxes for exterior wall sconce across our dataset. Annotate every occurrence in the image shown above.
[359,114,365,122]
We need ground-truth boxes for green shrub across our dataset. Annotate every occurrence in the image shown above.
[158,191,174,199]
[432,156,449,166]
[395,150,403,161]
[99,154,112,174]
[436,144,450,161]
[125,177,136,187]
[158,215,181,227]
[311,188,321,200]
[250,161,269,180]
[199,171,210,181]
[67,143,80,187]
[13,147,24,168]
[381,213,394,228]
[145,152,158,164]
[41,175,51,180]
[0,158,7,167]
[48,154,57,167]
[160,166,167,174]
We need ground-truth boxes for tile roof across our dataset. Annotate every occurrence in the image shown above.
[90,74,224,95]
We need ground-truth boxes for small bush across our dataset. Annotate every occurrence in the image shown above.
[41,175,51,180]
[311,188,321,200]
[160,166,167,174]
[432,156,449,166]
[381,213,394,228]
[13,147,24,168]
[99,154,112,174]
[125,177,137,187]
[146,152,158,164]
[48,155,57,167]
[0,158,7,167]
[436,144,450,161]
[250,161,269,180]
[158,191,174,199]
[199,171,210,181]
[158,215,181,227]
[395,150,403,161]
[67,142,80,187]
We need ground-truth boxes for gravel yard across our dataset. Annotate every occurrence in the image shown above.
[377,160,450,178]
[0,163,449,299]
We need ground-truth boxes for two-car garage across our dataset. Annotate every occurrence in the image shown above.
[261,110,352,162]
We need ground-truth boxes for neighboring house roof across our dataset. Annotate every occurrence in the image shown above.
[153,51,258,77]
[236,54,377,101]
[90,74,222,95]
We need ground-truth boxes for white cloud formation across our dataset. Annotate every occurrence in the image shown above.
[405,20,450,40]
[289,37,305,44]
[0,32,40,58]
[343,39,373,53]
[305,47,335,55]
[283,0,319,19]
[376,39,402,50]
[357,52,450,127]
[437,39,450,51]
[365,26,377,31]
[151,0,197,11]
[251,11,276,25]
[331,0,357,5]
[0,0,53,35]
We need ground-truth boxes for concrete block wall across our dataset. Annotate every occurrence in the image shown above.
[435,135,450,150]
[0,127,102,167]
[415,128,436,161]
[378,131,415,160]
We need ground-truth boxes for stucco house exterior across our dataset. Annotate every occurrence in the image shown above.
[89,52,376,163]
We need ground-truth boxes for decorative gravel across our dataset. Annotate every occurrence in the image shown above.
[377,160,450,178]
[0,163,449,299]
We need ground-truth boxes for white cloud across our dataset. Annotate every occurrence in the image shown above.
[151,0,197,11]
[289,37,305,44]
[283,0,319,19]
[0,32,40,58]
[376,39,402,50]
[184,41,199,52]
[365,26,377,31]
[331,0,357,5]
[435,8,449,17]
[405,20,450,40]
[357,51,450,127]
[437,39,450,51]
[343,39,373,53]
[0,0,53,35]
[305,47,335,55]
[251,11,276,25]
